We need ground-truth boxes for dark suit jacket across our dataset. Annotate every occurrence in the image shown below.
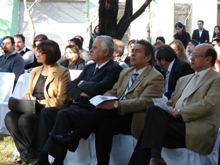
[165,58,194,99]
[72,59,122,98]
[192,29,210,43]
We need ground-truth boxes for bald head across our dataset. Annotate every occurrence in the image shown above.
[191,44,217,71]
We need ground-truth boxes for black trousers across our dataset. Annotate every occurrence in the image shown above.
[30,107,59,152]
[95,114,132,165]
[129,105,186,165]
[4,111,38,158]
[41,104,119,163]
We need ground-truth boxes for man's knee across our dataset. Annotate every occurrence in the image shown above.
[145,105,163,119]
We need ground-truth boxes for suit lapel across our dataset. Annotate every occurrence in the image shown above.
[127,66,152,93]
[120,70,133,95]
[188,70,216,96]
[44,66,57,95]
[175,74,194,100]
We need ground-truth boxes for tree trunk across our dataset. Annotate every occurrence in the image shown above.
[99,0,153,39]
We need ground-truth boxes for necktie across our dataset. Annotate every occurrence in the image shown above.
[93,67,99,75]
[128,73,139,90]
[164,70,170,92]
[175,73,199,109]
[120,73,139,100]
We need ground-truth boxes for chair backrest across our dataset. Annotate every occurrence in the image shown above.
[0,72,15,103]
[69,69,82,80]
[12,72,30,99]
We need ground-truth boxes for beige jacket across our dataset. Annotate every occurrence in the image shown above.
[25,64,71,108]
[105,66,164,138]
[169,69,220,154]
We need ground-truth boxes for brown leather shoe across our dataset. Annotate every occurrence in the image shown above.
[149,158,166,165]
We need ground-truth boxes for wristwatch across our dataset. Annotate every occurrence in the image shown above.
[114,101,119,109]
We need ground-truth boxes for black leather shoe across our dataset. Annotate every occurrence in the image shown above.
[20,150,39,164]
[50,131,80,152]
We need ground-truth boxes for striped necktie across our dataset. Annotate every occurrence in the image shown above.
[93,67,99,75]
[120,73,139,100]
[128,73,139,90]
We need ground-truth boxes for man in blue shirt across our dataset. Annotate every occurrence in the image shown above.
[0,36,25,85]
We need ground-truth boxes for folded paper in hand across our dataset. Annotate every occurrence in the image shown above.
[89,95,118,106]
[152,97,169,112]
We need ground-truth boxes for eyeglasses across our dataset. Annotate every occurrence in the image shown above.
[191,54,206,58]
[1,42,12,46]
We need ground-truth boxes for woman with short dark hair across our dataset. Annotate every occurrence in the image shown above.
[4,39,71,164]
[174,22,191,48]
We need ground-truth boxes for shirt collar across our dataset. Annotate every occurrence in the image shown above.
[5,50,16,57]
[134,66,148,75]
[195,68,211,82]
[95,59,110,69]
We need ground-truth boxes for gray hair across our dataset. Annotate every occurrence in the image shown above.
[95,35,114,57]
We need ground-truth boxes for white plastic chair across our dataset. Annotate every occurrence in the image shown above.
[69,69,82,81]
[162,130,220,165]
[12,72,30,99]
[0,72,15,134]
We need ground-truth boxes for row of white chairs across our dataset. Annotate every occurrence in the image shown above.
[0,72,219,165]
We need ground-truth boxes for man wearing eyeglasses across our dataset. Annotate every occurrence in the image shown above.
[0,36,25,85]
[129,43,220,165]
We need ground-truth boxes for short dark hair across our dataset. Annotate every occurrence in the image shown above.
[74,35,84,44]
[14,34,25,43]
[33,34,48,47]
[2,36,15,45]
[156,36,165,44]
[135,39,155,65]
[189,39,199,46]
[175,22,185,30]
[36,40,61,65]
[198,20,204,24]
[205,48,217,66]
[69,37,82,49]
[156,45,177,62]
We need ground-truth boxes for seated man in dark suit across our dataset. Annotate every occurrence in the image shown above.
[29,35,122,163]
[129,43,220,165]
[155,45,194,99]
[192,20,210,44]
[37,40,164,165]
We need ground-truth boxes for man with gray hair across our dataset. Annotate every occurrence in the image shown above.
[30,35,122,164]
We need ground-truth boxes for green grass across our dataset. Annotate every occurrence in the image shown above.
[0,134,15,165]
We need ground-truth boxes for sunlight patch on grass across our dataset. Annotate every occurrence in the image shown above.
[0,134,15,164]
